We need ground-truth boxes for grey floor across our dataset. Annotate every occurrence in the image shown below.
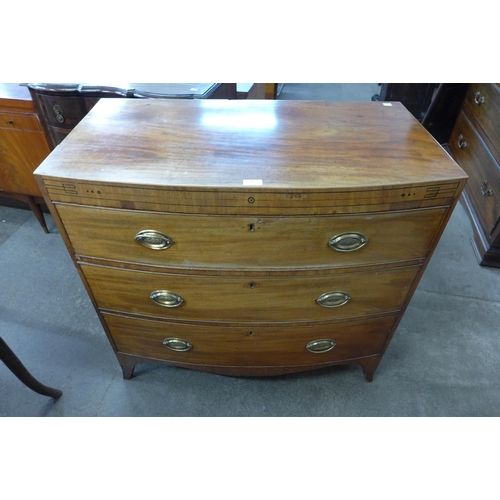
[1,84,500,417]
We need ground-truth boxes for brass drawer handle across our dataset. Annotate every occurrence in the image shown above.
[316,291,350,308]
[6,120,14,125]
[329,232,367,252]
[458,134,467,149]
[135,230,173,250]
[306,339,336,353]
[53,104,65,123]
[163,338,192,352]
[150,290,184,308]
[481,180,493,197]
[474,92,485,105]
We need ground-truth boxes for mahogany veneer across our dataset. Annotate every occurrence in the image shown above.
[448,83,500,267]
[34,100,467,381]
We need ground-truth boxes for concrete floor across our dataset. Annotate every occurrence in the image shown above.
[1,84,500,416]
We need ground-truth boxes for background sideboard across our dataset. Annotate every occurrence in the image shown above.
[0,84,51,232]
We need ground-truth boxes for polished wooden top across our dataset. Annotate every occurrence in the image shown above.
[0,83,35,111]
[35,99,467,190]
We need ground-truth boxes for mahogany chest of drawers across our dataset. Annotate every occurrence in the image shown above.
[448,83,500,267]
[34,99,467,381]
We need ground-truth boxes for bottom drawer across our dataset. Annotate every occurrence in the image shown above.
[103,312,396,367]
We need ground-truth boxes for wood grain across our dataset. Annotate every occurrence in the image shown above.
[448,111,500,233]
[104,311,396,368]
[35,100,467,379]
[463,83,500,165]
[57,203,448,270]
[0,93,51,197]
[81,263,419,323]
[35,100,467,190]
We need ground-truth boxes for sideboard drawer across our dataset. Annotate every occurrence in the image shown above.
[103,312,395,367]
[57,204,448,269]
[449,111,500,233]
[463,83,500,157]
[0,111,41,132]
[81,263,419,323]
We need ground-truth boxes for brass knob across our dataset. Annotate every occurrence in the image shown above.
[150,290,184,308]
[316,291,350,308]
[53,104,65,123]
[306,339,336,353]
[163,338,192,352]
[135,230,173,250]
[329,232,367,252]
[458,134,467,149]
[474,92,485,105]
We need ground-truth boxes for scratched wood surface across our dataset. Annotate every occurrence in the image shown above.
[35,99,467,190]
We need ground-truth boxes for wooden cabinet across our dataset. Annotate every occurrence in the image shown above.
[448,83,500,267]
[372,83,439,121]
[0,84,51,231]
[28,83,237,150]
[34,100,467,381]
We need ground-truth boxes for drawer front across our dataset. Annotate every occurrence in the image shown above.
[103,312,396,367]
[57,204,447,269]
[449,111,500,233]
[0,111,42,132]
[81,264,419,323]
[32,94,88,129]
[463,83,500,158]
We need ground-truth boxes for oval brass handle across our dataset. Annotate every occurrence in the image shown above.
[135,229,173,250]
[306,339,336,353]
[163,338,192,352]
[458,134,467,149]
[316,291,350,308]
[329,232,367,252]
[474,91,485,105]
[150,290,184,308]
[481,179,493,196]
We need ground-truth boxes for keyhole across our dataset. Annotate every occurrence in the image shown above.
[249,282,257,288]
[248,223,255,232]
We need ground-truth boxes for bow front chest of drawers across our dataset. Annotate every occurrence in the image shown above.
[34,99,467,381]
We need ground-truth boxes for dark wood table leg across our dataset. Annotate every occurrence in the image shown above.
[0,337,62,398]
[25,195,49,233]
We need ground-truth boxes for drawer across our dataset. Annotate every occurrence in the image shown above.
[81,263,419,323]
[57,204,448,269]
[0,111,42,132]
[449,111,500,234]
[103,312,396,367]
[32,93,88,129]
[463,84,500,159]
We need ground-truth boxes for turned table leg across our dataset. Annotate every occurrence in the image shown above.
[0,337,62,398]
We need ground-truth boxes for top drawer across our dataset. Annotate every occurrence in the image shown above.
[0,111,42,132]
[56,204,448,270]
[463,83,500,160]
[31,93,88,129]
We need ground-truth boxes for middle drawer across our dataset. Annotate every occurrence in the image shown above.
[57,204,447,269]
[81,263,419,323]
